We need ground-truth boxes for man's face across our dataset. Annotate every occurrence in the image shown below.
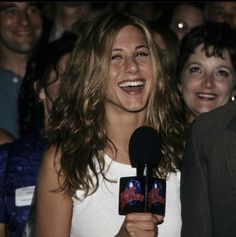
[0,2,43,54]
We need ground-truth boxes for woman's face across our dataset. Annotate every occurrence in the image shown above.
[106,25,154,117]
[179,44,236,122]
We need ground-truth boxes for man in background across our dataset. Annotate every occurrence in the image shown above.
[0,2,43,138]
[205,2,236,28]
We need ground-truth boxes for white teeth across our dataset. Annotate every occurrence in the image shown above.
[197,93,216,98]
[119,81,144,88]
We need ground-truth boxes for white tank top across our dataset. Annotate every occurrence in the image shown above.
[70,154,181,237]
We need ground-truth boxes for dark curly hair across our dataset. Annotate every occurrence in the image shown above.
[177,21,236,83]
[18,31,77,136]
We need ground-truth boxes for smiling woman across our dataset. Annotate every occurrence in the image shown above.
[108,25,153,114]
[177,21,236,123]
[34,11,186,237]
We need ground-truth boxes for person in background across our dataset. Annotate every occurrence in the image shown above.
[169,2,205,41]
[180,21,236,237]
[125,2,161,21]
[148,20,179,74]
[43,2,92,42]
[204,2,236,28]
[0,2,43,138]
[177,21,236,123]
[180,78,236,236]
[0,32,77,237]
[34,11,186,237]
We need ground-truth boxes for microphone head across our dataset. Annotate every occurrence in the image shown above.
[129,126,161,168]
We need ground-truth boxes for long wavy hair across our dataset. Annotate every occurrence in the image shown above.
[47,11,187,198]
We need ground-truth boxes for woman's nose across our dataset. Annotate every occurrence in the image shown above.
[201,74,215,89]
[124,57,139,74]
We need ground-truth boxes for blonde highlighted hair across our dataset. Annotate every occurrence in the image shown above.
[47,11,187,198]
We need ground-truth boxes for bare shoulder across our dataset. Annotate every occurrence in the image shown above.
[41,144,62,172]
[35,145,72,237]
[38,144,64,189]
[43,144,61,159]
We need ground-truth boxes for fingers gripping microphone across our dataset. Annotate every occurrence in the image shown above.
[119,126,166,215]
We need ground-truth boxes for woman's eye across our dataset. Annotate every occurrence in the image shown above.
[189,66,201,73]
[111,55,122,60]
[136,52,149,57]
[216,69,230,78]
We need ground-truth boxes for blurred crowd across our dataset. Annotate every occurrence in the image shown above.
[1,1,236,141]
[1,1,236,237]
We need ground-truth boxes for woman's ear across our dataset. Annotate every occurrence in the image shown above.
[34,81,46,102]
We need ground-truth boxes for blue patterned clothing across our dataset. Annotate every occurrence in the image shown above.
[0,129,47,237]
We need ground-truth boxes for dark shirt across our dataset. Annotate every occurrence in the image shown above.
[0,129,47,237]
[0,67,22,138]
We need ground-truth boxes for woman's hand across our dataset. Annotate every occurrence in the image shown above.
[115,212,164,237]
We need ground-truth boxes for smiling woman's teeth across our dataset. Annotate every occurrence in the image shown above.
[197,93,216,99]
[119,81,144,88]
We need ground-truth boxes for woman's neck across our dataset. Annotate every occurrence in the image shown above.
[104,112,145,164]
